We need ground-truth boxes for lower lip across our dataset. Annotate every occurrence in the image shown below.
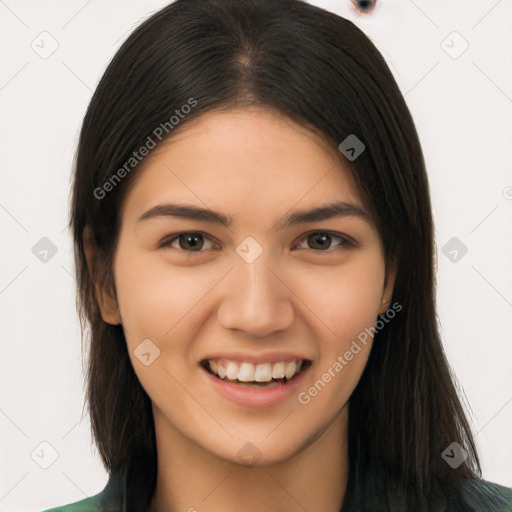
[203,365,310,408]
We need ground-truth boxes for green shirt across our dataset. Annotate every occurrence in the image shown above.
[42,471,512,512]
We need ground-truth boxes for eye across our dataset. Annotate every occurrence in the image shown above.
[292,231,355,251]
[159,232,220,253]
[159,231,354,255]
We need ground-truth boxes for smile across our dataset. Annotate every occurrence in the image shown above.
[202,358,311,388]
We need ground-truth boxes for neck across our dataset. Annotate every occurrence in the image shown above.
[148,407,349,512]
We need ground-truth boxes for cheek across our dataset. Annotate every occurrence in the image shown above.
[113,249,222,344]
[294,273,380,418]
[289,253,385,342]
[111,250,217,409]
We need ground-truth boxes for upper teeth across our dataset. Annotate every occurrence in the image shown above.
[208,359,303,382]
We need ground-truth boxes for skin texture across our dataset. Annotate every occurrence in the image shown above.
[87,108,395,512]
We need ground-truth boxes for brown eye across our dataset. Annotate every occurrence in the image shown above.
[160,232,219,253]
[307,232,332,250]
[178,233,204,251]
[293,231,354,252]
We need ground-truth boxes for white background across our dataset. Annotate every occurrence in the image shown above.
[0,1,511,510]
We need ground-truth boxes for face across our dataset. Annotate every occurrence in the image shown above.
[95,108,395,466]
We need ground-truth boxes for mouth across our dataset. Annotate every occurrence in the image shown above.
[200,358,312,389]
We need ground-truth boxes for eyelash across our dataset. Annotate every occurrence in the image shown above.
[159,231,355,255]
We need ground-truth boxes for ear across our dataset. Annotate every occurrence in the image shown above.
[378,259,397,315]
[83,226,122,325]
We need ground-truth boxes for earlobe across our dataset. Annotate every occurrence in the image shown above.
[83,227,122,325]
[379,299,390,314]
[378,262,397,315]
[95,285,122,325]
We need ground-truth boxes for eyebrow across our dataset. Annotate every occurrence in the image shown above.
[137,201,370,231]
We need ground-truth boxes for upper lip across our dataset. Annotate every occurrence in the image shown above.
[200,352,313,364]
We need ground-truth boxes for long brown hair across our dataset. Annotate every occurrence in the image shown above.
[71,0,485,509]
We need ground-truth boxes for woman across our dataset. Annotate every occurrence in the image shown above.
[44,0,512,510]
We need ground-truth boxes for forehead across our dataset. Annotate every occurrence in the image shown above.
[120,108,363,223]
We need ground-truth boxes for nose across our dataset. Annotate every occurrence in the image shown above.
[217,250,295,337]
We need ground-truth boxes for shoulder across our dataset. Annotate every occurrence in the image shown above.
[40,492,105,512]
[460,479,512,511]
[41,472,126,512]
